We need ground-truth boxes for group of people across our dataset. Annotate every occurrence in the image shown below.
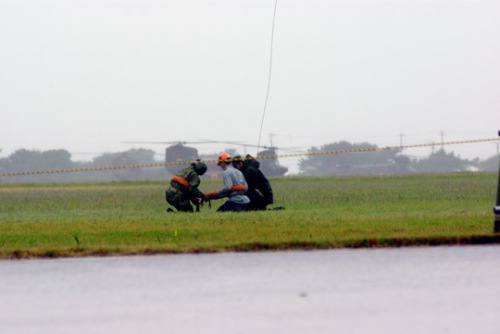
[165,152,276,212]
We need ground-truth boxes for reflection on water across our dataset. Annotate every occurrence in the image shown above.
[1,246,499,334]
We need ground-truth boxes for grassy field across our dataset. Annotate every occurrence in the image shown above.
[0,172,499,259]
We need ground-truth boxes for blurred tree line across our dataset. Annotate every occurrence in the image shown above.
[298,141,499,176]
[0,148,167,183]
[0,142,498,182]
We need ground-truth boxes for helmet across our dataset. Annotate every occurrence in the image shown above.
[232,155,243,166]
[192,160,207,175]
[217,152,231,166]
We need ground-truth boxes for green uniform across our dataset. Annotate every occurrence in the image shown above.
[165,166,206,212]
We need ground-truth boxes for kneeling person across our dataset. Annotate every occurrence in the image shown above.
[206,153,250,212]
[166,160,209,212]
[233,155,273,211]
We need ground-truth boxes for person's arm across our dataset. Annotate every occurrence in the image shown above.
[188,176,207,199]
[216,171,233,197]
[245,168,257,191]
[206,170,233,199]
[255,170,274,204]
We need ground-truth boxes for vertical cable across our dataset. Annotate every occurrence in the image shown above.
[257,0,278,155]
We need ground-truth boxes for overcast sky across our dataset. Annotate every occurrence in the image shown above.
[1,0,499,171]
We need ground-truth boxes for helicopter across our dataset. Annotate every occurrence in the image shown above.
[256,147,289,176]
[127,140,290,177]
[164,142,200,174]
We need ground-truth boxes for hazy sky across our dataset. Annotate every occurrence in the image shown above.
[1,0,499,170]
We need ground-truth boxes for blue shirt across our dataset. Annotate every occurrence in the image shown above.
[216,166,250,204]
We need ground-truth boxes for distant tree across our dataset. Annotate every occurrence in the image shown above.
[41,150,73,170]
[0,149,75,182]
[0,147,166,183]
[0,149,71,171]
[412,149,476,173]
[91,148,159,180]
[478,154,499,172]
[5,149,43,172]
[92,148,156,166]
[298,141,400,176]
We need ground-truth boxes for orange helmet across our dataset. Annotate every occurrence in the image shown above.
[217,152,231,166]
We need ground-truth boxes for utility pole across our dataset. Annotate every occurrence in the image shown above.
[494,130,500,233]
[399,133,404,154]
[269,133,275,148]
[440,131,444,149]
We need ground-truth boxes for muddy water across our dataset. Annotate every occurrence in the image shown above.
[1,246,499,334]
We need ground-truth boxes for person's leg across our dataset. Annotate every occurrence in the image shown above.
[177,199,194,212]
[246,193,268,211]
[217,201,244,212]
[167,190,193,212]
[166,190,179,210]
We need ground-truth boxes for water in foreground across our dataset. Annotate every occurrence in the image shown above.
[1,246,499,334]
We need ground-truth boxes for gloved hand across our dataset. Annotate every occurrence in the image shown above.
[199,195,209,206]
[192,197,201,212]
[200,196,212,210]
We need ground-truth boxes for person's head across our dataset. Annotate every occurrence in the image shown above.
[243,154,257,168]
[217,152,231,170]
[245,154,255,162]
[232,155,243,170]
[192,159,207,176]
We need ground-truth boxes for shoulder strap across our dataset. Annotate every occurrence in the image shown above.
[172,175,189,189]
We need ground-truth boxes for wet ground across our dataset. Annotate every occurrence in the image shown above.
[1,245,499,334]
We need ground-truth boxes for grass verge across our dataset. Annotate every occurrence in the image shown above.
[0,173,498,259]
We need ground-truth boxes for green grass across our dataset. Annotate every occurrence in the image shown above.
[0,173,499,258]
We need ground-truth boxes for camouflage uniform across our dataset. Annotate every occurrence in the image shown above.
[166,166,206,212]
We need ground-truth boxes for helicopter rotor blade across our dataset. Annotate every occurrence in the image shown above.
[123,140,305,153]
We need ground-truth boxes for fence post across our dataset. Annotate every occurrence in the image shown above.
[495,130,500,233]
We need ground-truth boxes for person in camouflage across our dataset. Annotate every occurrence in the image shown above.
[165,160,209,212]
